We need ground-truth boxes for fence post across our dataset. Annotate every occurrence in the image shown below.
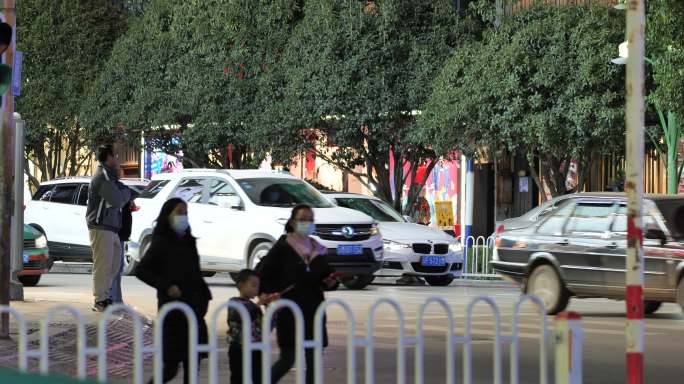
[555,312,583,384]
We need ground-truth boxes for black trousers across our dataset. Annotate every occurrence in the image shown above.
[229,343,262,384]
[147,359,190,384]
[271,347,315,384]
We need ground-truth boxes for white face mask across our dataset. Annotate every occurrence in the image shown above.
[294,221,315,236]
[170,215,189,235]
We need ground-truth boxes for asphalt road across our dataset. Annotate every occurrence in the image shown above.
[22,273,684,383]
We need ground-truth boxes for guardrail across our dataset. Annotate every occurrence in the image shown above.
[0,295,582,384]
[458,235,498,279]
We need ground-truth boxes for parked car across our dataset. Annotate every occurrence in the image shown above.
[127,169,384,289]
[496,194,574,232]
[18,224,52,286]
[24,177,148,262]
[491,193,684,315]
[325,192,463,286]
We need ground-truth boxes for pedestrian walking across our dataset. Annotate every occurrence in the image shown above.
[258,204,340,384]
[86,145,131,312]
[135,198,212,384]
[110,195,137,304]
[227,269,266,384]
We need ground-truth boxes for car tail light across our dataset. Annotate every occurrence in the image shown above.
[131,202,140,212]
[494,224,505,248]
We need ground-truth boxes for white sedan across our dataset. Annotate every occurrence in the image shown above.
[325,193,463,286]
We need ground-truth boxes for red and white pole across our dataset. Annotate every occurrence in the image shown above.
[624,1,646,383]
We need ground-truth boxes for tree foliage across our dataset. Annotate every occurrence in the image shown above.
[82,0,302,169]
[273,0,481,213]
[420,4,625,198]
[646,0,684,194]
[16,0,127,188]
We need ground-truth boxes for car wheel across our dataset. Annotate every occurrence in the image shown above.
[250,242,273,270]
[424,274,455,287]
[677,277,684,314]
[124,238,149,276]
[18,275,41,287]
[527,264,570,315]
[340,274,375,290]
[644,301,662,315]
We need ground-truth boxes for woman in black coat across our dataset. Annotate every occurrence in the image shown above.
[136,198,212,384]
[258,204,339,384]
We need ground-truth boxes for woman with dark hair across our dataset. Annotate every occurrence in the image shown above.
[136,198,212,384]
[258,204,339,384]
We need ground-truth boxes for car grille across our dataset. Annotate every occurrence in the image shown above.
[325,248,376,265]
[315,224,372,241]
[433,244,449,254]
[23,239,36,250]
[412,243,432,254]
[381,261,403,270]
[411,262,450,274]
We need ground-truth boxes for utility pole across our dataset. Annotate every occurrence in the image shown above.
[0,0,16,339]
[624,1,646,383]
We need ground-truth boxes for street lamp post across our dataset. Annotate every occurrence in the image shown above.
[623,1,646,384]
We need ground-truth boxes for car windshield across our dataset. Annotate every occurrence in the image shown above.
[237,178,333,208]
[334,197,405,222]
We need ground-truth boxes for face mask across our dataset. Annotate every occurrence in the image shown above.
[294,221,315,236]
[171,215,189,235]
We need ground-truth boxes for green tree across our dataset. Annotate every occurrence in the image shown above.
[273,0,480,213]
[83,0,302,169]
[16,0,126,188]
[646,0,684,194]
[420,4,625,198]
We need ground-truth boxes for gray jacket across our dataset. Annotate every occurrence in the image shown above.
[86,164,131,232]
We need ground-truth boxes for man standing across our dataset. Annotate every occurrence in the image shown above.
[86,145,131,312]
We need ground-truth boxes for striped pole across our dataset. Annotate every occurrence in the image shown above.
[554,312,583,384]
[624,1,645,383]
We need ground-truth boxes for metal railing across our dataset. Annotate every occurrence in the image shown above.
[0,295,582,384]
[458,235,499,279]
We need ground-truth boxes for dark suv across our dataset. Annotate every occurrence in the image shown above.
[491,193,684,315]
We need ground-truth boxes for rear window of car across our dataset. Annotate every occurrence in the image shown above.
[139,180,170,199]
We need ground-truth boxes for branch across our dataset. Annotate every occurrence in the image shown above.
[312,149,374,191]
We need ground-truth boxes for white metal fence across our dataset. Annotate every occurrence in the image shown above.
[0,295,582,384]
[458,235,498,279]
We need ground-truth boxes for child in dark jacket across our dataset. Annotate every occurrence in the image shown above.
[228,269,266,384]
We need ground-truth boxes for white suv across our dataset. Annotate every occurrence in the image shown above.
[24,177,148,262]
[326,193,463,286]
[128,169,384,289]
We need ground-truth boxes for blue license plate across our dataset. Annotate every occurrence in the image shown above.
[337,244,363,255]
[22,253,29,264]
[421,256,445,266]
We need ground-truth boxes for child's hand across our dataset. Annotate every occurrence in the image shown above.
[323,272,342,287]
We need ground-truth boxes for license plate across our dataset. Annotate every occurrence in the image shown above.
[22,252,29,264]
[337,244,363,255]
[421,256,446,266]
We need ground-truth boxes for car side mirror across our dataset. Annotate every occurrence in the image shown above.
[403,215,415,223]
[219,197,243,211]
[645,228,667,245]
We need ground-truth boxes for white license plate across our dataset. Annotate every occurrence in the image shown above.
[421,256,446,266]
[337,244,363,255]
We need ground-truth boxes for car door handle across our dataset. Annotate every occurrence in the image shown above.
[556,239,569,246]
[203,220,213,224]
[606,242,618,249]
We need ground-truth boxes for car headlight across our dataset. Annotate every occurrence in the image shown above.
[448,242,462,253]
[383,239,410,252]
[370,223,380,236]
[34,235,47,249]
